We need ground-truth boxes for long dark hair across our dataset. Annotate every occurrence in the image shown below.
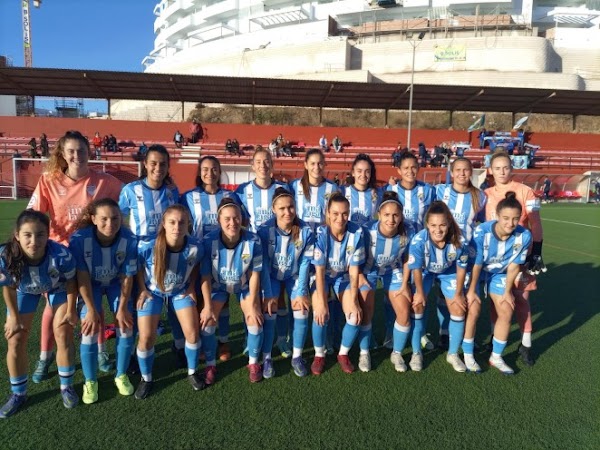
[153,204,189,292]
[496,191,522,216]
[141,144,173,185]
[396,151,418,168]
[450,157,482,216]
[196,155,222,189]
[352,153,377,189]
[325,192,349,228]
[1,210,50,285]
[424,201,462,249]
[272,187,301,242]
[301,148,325,201]
[378,191,407,241]
[76,198,121,231]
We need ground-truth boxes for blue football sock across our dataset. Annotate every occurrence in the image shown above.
[448,315,465,355]
[262,314,276,356]
[462,337,475,356]
[492,337,507,356]
[218,308,230,343]
[292,310,308,352]
[80,333,98,382]
[339,321,360,355]
[201,326,217,365]
[358,324,372,352]
[312,320,328,352]
[184,340,200,374]
[411,314,424,353]
[57,365,75,388]
[246,325,263,364]
[276,309,288,341]
[116,329,134,377]
[393,321,411,354]
[9,375,27,395]
[137,347,155,382]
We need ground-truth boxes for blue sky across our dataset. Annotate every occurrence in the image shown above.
[0,0,156,113]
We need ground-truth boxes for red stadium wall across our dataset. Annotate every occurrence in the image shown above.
[1,116,599,150]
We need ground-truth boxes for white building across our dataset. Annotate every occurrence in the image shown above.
[110,1,600,120]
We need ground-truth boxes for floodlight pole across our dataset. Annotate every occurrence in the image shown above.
[406,31,425,151]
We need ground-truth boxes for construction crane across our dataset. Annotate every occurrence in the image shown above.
[20,0,41,115]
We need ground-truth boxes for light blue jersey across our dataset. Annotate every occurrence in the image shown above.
[69,226,138,288]
[235,180,290,232]
[312,222,365,284]
[138,236,204,297]
[472,221,532,274]
[0,240,76,293]
[341,185,383,225]
[385,180,435,231]
[201,229,263,298]
[435,184,486,241]
[290,179,338,230]
[180,187,243,238]
[363,221,414,277]
[408,229,469,275]
[257,218,314,298]
[119,179,179,239]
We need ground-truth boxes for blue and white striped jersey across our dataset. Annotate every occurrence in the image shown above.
[290,179,338,230]
[138,236,203,297]
[408,229,469,275]
[201,229,263,295]
[257,218,314,297]
[385,180,435,231]
[235,180,290,232]
[435,184,486,241]
[0,240,76,294]
[341,185,383,226]
[363,221,414,277]
[472,221,532,273]
[180,187,243,239]
[69,226,138,288]
[312,222,365,283]
[119,179,179,239]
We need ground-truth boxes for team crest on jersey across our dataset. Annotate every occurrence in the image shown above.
[241,253,250,263]
[459,254,469,263]
[186,254,196,266]
[115,251,125,264]
[324,193,332,202]
[48,266,59,278]
[408,254,415,264]
[418,192,424,201]
[294,239,303,250]
[447,251,456,261]
[86,185,96,196]
[513,243,522,252]
[314,249,322,260]
[27,195,37,209]
[346,246,354,255]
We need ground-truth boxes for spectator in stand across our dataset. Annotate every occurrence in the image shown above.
[276,133,284,148]
[319,135,328,152]
[418,142,428,167]
[92,132,102,160]
[102,135,110,153]
[28,137,38,158]
[518,128,525,152]
[344,172,353,186]
[232,138,241,156]
[479,128,487,149]
[173,130,183,149]
[108,134,118,153]
[40,133,49,158]
[542,176,552,204]
[333,174,340,186]
[189,119,202,144]
[280,140,292,157]
[225,139,234,155]
[332,135,342,153]
[268,140,278,158]
[138,142,149,158]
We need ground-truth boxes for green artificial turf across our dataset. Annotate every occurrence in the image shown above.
[0,201,598,449]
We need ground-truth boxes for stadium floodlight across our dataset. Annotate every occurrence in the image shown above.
[406,31,425,151]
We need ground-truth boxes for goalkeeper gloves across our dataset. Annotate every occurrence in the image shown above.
[527,241,547,275]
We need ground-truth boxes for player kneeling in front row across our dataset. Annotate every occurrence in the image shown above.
[467,192,532,375]
[69,199,138,403]
[0,211,79,418]
[409,202,480,373]
[135,205,208,399]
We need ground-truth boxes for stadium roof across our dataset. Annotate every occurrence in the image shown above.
[1,66,599,116]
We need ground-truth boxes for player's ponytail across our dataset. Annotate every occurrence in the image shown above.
[141,145,173,186]
[46,130,90,179]
[272,187,301,241]
[1,210,50,285]
[153,204,189,292]
[496,191,522,216]
[76,198,120,230]
[424,201,462,249]
[300,149,325,201]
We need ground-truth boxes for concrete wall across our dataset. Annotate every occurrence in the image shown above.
[0,96,16,116]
